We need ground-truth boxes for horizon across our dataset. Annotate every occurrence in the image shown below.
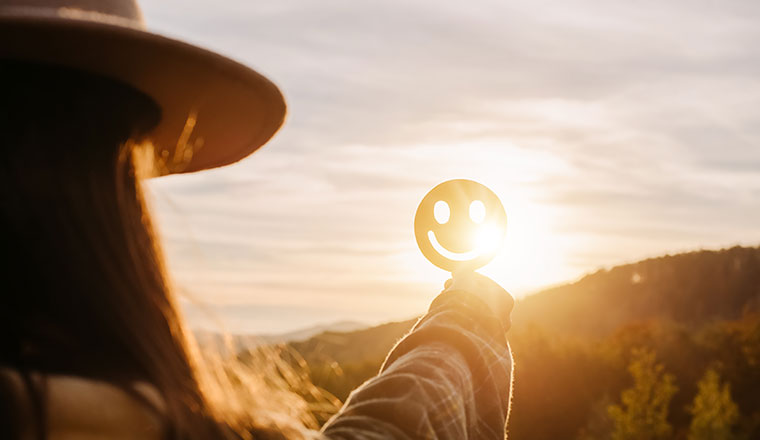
[186,244,757,336]
[140,0,760,334]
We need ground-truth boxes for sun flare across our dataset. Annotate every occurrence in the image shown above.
[480,193,571,297]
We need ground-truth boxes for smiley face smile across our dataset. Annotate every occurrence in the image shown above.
[427,230,481,261]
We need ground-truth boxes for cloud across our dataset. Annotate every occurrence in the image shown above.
[141,0,760,332]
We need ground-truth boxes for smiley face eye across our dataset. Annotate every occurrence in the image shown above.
[469,200,486,223]
[434,201,450,224]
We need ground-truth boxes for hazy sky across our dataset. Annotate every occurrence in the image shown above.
[140,0,760,334]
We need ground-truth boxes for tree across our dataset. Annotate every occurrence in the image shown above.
[608,348,678,440]
[688,368,740,440]
[576,395,614,440]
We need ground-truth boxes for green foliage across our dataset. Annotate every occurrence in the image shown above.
[576,395,615,440]
[688,368,740,440]
[289,319,416,402]
[308,359,382,402]
[607,348,678,440]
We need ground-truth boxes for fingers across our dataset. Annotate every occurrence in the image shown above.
[443,271,514,332]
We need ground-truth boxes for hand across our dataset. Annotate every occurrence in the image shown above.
[444,271,514,332]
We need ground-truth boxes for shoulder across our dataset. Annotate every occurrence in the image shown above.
[1,368,166,440]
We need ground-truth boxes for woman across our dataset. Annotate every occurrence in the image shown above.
[0,0,514,439]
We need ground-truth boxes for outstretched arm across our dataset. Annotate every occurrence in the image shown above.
[320,272,514,440]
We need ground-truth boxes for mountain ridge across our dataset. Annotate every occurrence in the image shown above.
[196,320,368,352]
[292,245,760,365]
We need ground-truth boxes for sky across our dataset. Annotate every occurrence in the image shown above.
[140,0,760,334]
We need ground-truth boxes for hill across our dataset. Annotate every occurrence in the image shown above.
[291,319,415,365]
[196,320,368,353]
[513,245,760,338]
[292,246,759,372]
[283,245,760,439]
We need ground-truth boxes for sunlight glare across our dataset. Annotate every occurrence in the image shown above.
[469,200,486,224]
[394,139,575,299]
[474,222,502,252]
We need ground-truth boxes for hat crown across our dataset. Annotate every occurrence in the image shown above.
[1,0,143,23]
[0,0,286,175]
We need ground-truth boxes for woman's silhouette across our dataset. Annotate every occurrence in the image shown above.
[0,0,514,438]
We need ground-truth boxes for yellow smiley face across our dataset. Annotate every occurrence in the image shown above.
[414,179,507,272]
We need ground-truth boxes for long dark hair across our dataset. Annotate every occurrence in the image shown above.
[0,60,306,439]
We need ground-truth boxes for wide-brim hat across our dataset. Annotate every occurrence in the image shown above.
[0,0,286,176]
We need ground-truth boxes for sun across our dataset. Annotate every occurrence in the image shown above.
[480,192,570,297]
[396,140,576,299]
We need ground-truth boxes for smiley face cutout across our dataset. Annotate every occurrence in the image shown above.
[414,179,507,272]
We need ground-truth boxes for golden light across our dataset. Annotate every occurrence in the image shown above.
[394,140,575,300]
[481,194,572,296]
[474,223,503,254]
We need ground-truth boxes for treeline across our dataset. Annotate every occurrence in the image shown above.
[285,246,760,438]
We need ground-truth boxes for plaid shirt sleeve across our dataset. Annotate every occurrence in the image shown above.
[319,288,513,440]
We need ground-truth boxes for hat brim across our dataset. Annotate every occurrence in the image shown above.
[0,14,286,176]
